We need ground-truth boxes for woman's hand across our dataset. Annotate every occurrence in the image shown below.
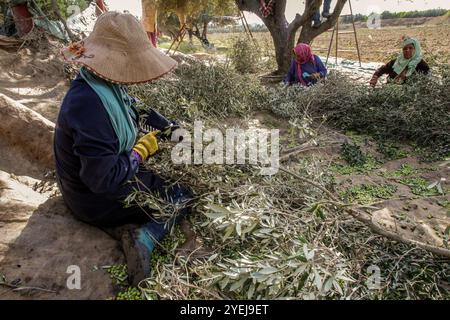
[310,72,321,80]
[133,130,160,162]
[370,75,379,87]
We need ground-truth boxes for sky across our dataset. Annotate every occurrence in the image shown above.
[106,0,450,24]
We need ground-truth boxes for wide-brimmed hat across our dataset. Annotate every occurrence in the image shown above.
[61,11,177,84]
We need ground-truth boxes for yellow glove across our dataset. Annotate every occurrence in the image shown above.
[133,130,160,161]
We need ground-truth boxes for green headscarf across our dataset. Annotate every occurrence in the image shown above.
[80,67,137,154]
[392,37,423,78]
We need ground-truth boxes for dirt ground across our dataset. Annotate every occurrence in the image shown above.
[0,36,68,122]
[0,36,127,300]
[254,113,450,251]
[197,21,450,66]
[0,26,448,300]
[0,38,206,300]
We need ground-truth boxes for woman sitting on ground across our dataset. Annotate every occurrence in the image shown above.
[55,12,191,286]
[285,43,328,86]
[370,37,430,87]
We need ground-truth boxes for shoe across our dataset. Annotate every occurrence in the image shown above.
[312,21,321,28]
[322,12,331,19]
[121,229,152,287]
[121,222,168,286]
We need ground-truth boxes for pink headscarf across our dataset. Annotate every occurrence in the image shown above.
[293,43,316,86]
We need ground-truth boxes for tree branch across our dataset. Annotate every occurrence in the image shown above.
[280,167,450,259]
[300,0,347,42]
[234,0,261,14]
[288,0,321,40]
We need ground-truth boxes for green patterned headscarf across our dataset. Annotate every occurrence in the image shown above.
[80,67,137,154]
[392,37,423,77]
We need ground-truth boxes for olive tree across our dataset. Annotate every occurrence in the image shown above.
[235,0,348,74]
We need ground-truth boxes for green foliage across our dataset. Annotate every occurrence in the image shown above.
[341,184,398,204]
[128,62,449,300]
[340,142,367,166]
[107,264,128,286]
[34,0,89,19]
[381,164,419,178]
[229,37,261,74]
[158,0,237,24]
[381,9,449,20]
[265,69,450,160]
[131,61,266,121]
[342,9,449,24]
[377,142,409,160]
[400,177,444,197]
[116,287,144,300]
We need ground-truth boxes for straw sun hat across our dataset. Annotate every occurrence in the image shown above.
[61,11,177,84]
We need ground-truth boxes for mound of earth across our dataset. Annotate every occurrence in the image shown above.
[0,35,68,122]
[0,90,125,299]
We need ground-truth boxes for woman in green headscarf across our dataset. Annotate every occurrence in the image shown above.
[370,37,430,87]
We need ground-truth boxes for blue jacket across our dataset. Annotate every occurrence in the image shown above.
[54,76,141,223]
[285,55,328,86]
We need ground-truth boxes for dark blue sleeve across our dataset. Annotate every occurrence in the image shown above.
[315,55,328,78]
[66,85,139,195]
[284,60,297,84]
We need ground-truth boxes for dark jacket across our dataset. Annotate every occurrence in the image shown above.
[54,76,141,223]
[374,58,430,79]
[285,55,328,86]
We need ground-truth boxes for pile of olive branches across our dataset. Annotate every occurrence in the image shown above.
[262,69,450,160]
[128,61,449,300]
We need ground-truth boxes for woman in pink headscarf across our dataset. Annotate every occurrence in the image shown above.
[285,43,327,86]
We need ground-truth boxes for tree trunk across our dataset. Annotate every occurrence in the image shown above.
[202,21,208,39]
[298,0,348,44]
[270,27,291,75]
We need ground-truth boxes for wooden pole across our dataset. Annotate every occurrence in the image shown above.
[326,26,336,67]
[238,8,257,48]
[335,16,339,65]
[349,0,362,67]
[166,23,185,55]
[171,28,187,56]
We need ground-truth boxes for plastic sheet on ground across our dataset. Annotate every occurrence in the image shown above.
[67,2,97,35]
[323,56,383,82]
